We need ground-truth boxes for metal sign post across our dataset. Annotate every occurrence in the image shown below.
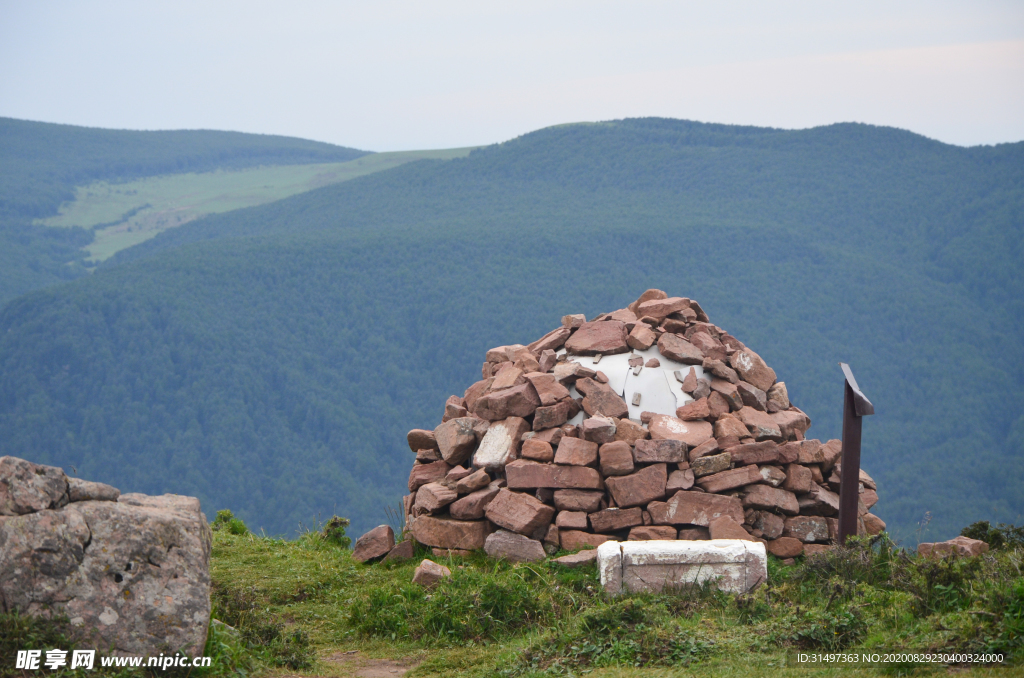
[838,363,874,545]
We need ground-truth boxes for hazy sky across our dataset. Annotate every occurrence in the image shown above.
[2,1,1022,151]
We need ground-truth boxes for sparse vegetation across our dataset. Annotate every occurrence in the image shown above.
[204,520,1024,677]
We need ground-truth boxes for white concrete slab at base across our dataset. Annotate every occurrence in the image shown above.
[597,540,767,596]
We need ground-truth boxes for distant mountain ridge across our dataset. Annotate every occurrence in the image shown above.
[0,118,1021,541]
[0,117,369,304]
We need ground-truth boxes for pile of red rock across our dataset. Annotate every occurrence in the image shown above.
[389,290,884,563]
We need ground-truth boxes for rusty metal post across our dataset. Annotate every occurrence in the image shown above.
[838,363,874,545]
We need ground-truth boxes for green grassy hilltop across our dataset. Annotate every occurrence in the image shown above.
[0,118,1021,543]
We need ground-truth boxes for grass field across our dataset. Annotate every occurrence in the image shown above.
[36,147,476,261]
[195,516,1023,678]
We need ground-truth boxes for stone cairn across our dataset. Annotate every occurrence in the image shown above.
[384,290,884,564]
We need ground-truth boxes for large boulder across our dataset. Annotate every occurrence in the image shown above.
[0,476,212,657]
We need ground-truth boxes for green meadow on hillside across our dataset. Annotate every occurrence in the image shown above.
[0,118,1021,543]
[0,117,368,304]
[37,148,475,261]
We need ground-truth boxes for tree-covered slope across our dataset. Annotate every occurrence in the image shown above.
[0,117,368,304]
[1,119,1021,541]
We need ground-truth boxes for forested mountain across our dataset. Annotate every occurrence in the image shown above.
[1,118,1021,541]
[0,117,368,304]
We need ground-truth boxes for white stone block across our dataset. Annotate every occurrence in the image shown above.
[597,539,767,596]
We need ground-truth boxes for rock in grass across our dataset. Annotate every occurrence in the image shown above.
[352,525,395,563]
[412,559,451,587]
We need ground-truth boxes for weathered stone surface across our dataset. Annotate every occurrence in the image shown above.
[803,544,832,557]
[678,526,711,540]
[455,468,492,494]
[742,485,799,515]
[667,469,695,492]
[627,323,657,350]
[657,333,703,364]
[736,382,767,411]
[521,438,554,462]
[526,427,565,448]
[605,464,667,508]
[601,539,767,595]
[728,349,777,392]
[689,438,719,461]
[434,418,481,465]
[861,512,885,535]
[771,410,812,440]
[409,460,452,492]
[709,379,743,409]
[590,507,643,533]
[449,483,501,520]
[798,484,841,517]
[490,363,526,391]
[919,536,989,559]
[416,448,441,463]
[736,407,783,441]
[561,313,587,329]
[636,296,688,319]
[0,491,212,656]
[485,489,555,536]
[554,549,599,567]
[539,349,558,373]
[565,320,629,356]
[533,401,570,431]
[445,465,473,483]
[766,382,790,412]
[691,452,732,477]
[0,456,68,515]
[614,418,649,446]
[648,414,713,447]
[692,377,712,400]
[484,529,547,562]
[634,438,688,464]
[444,395,469,420]
[553,489,605,512]
[782,464,813,494]
[528,327,572,354]
[783,516,830,543]
[628,289,668,315]
[353,525,396,562]
[751,511,785,540]
[795,439,824,464]
[525,372,572,406]
[690,332,725,360]
[581,416,617,444]
[407,429,439,453]
[556,510,589,529]
[729,441,780,466]
[758,465,786,487]
[697,465,761,494]
[709,515,755,541]
[412,559,451,587]
[474,383,541,421]
[561,530,612,551]
[702,358,739,383]
[411,515,492,550]
[465,378,495,412]
[599,441,635,476]
[628,525,677,540]
[67,478,119,503]
[382,539,415,563]
[575,377,630,419]
[555,437,599,466]
[713,414,749,439]
[415,483,458,514]
[766,537,804,558]
[648,491,744,526]
[676,397,710,421]
[473,417,530,471]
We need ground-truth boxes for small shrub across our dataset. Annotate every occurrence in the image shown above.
[789,605,866,651]
[321,515,351,548]
[961,521,1024,550]
[911,555,982,615]
[211,509,249,536]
